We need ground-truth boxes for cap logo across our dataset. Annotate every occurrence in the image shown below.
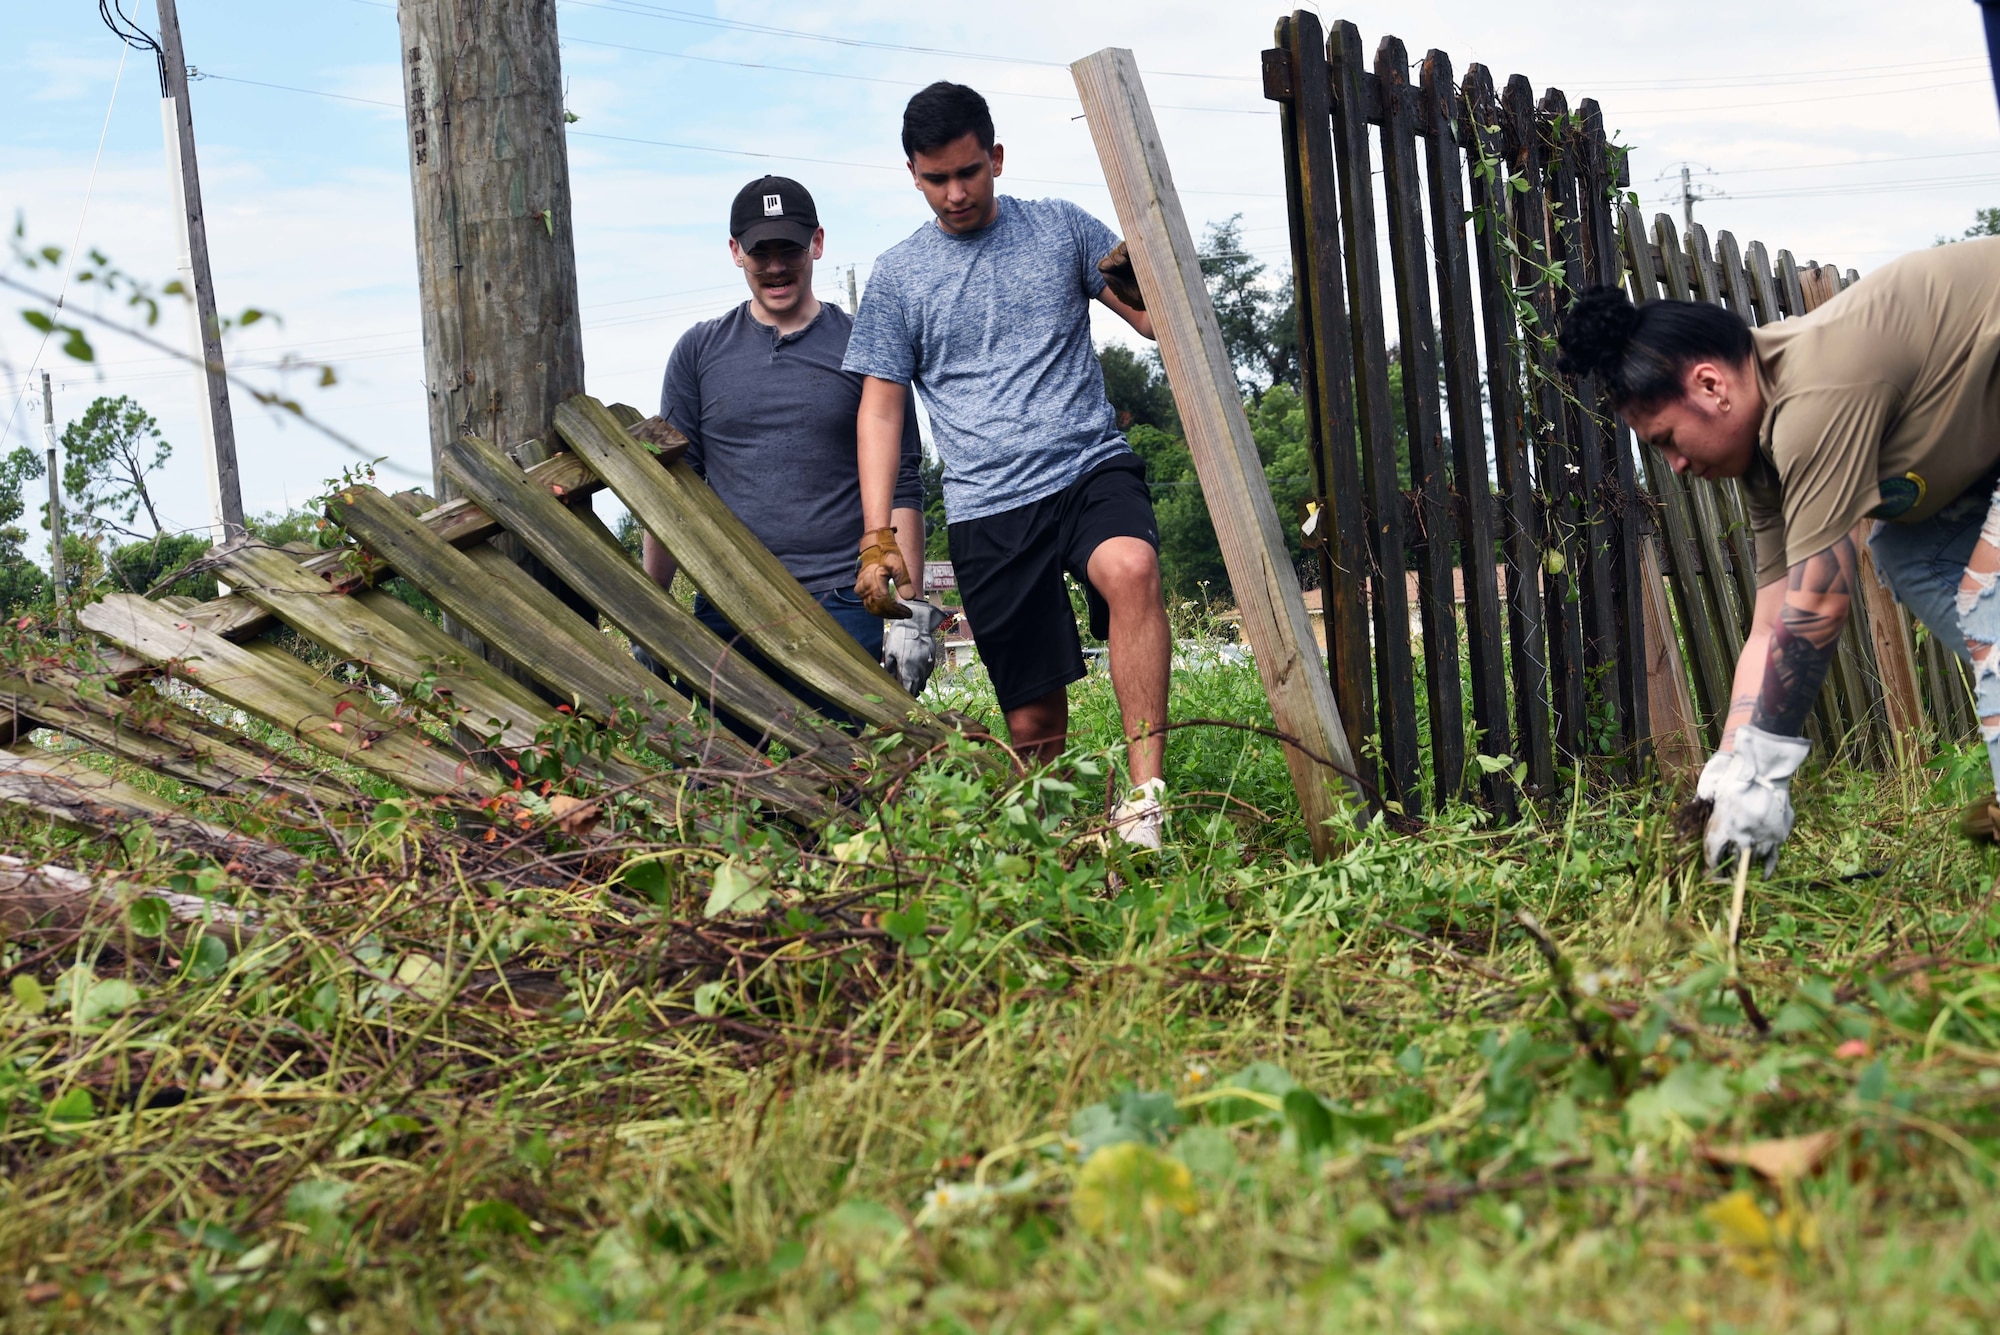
[763,193,783,217]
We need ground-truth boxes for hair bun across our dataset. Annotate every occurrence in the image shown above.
[1556,286,1640,382]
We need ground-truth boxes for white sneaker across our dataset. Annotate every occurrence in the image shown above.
[1111,777,1166,852]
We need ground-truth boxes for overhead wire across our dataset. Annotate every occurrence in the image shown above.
[2,37,129,450]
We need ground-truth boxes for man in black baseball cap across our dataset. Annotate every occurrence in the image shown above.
[634,176,935,731]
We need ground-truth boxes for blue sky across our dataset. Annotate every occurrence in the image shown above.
[4,0,1996,545]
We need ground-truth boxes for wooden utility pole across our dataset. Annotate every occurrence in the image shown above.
[154,0,245,542]
[39,373,68,641]
[396,0,584,490]
[1073,48,1360,857]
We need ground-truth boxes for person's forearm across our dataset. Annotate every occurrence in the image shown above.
[891,505,924,597]
[641,530,678,590]
[857,377,908,534]
[1722,578,1787,748]
[1746,534,1856,738]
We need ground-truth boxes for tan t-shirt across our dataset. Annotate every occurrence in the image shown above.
[1745,236,2000,583]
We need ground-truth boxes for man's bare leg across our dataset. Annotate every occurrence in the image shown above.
[1003,687,1068,768]
[1086,537,1170,787]
[1958,493,2000,796]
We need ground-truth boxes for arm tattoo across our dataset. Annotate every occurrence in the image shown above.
[1750,534,1855,736]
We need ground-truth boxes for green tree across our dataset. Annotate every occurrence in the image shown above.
[1198,215,1297,399]
[1098,343,1179,434]
[1934,207,2000,245]
[59,395,171,538]
[0,446,52,613]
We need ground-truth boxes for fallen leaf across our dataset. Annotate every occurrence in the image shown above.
[548,794,601,837]
[23,1282,60,1304]
[1701,1189,1819,1277]
[1835,1039,1871,1060]
[1071,1142,1197,1237]
[1699,1129,1843,1184]
[703,861,773,918]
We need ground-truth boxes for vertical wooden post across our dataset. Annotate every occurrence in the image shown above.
[1327,20,1421,812]
[1375,36,1465,804]
[397,0,584,492]
[1421,49,1513,816]
[1270,13,1376,804]
[1072,47,1362,855]
[39,373,68,642]
[1503,76,1586,768]
[1578,99,1648,766]
[1462,64,1555,797]
[1639,536,1703,777]
[155,0,245,542]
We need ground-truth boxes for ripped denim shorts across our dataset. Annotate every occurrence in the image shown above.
[1868,464,2000,730]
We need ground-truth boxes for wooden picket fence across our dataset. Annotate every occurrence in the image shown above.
[1263,11,1973,819]
[0,398,953,857]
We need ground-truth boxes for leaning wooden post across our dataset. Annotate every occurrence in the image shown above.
[1072,48,1361,855]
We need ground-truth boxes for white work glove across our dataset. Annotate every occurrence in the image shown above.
[1703,725,1811,878]
[1696,749,1734,802]
[882,600,947,697]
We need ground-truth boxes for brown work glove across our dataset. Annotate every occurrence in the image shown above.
[855,526,913,619]
[1098,240,1145,311]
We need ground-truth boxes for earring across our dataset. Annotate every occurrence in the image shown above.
[1718,399,1731,412]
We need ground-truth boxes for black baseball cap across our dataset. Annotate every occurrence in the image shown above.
[730,176,819,250]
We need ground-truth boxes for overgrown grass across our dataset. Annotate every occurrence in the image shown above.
[3,655,2000,1332]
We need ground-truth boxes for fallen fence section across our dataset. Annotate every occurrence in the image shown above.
[1074,46,1361,858]
[0,397,957,865]
[1265,12,1973,810]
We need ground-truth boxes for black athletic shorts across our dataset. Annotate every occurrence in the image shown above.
[948,453,1159,712]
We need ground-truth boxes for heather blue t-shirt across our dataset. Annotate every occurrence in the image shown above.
[661,302,921,594]
[842,195,1132,523]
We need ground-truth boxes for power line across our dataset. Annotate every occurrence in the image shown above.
[1615,75,1991,116]
[1705,148,2000,177]
[558,34,1272,115]
[2,37,129,450]
[1726,172,2000,201]
[560,0,1259,82]
[1562,54,1985,90]
[191,72,1285,197]
[562,128,1286,198]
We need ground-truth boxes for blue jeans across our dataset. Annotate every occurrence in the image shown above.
[632,587,882,737]
[1869,470,2000,785]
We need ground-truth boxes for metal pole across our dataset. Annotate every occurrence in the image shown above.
[40,372,68,641]
[846,264,860,315]
[155,0,245,542]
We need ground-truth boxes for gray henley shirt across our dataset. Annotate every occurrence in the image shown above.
[660,301,922,594]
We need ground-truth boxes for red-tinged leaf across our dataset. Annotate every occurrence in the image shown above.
[556,704,572,713]
[550,483,566,496]
[327,721,345,735]
[483,828,498,843]
[333,700,355,717]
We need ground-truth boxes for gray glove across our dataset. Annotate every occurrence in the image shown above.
[882,600,947,697]
[1696,749,1734,802]
[1703,725,1810,878]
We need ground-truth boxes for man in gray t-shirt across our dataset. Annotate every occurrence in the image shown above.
[844,82,1172,850]
[640,175,925,726]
